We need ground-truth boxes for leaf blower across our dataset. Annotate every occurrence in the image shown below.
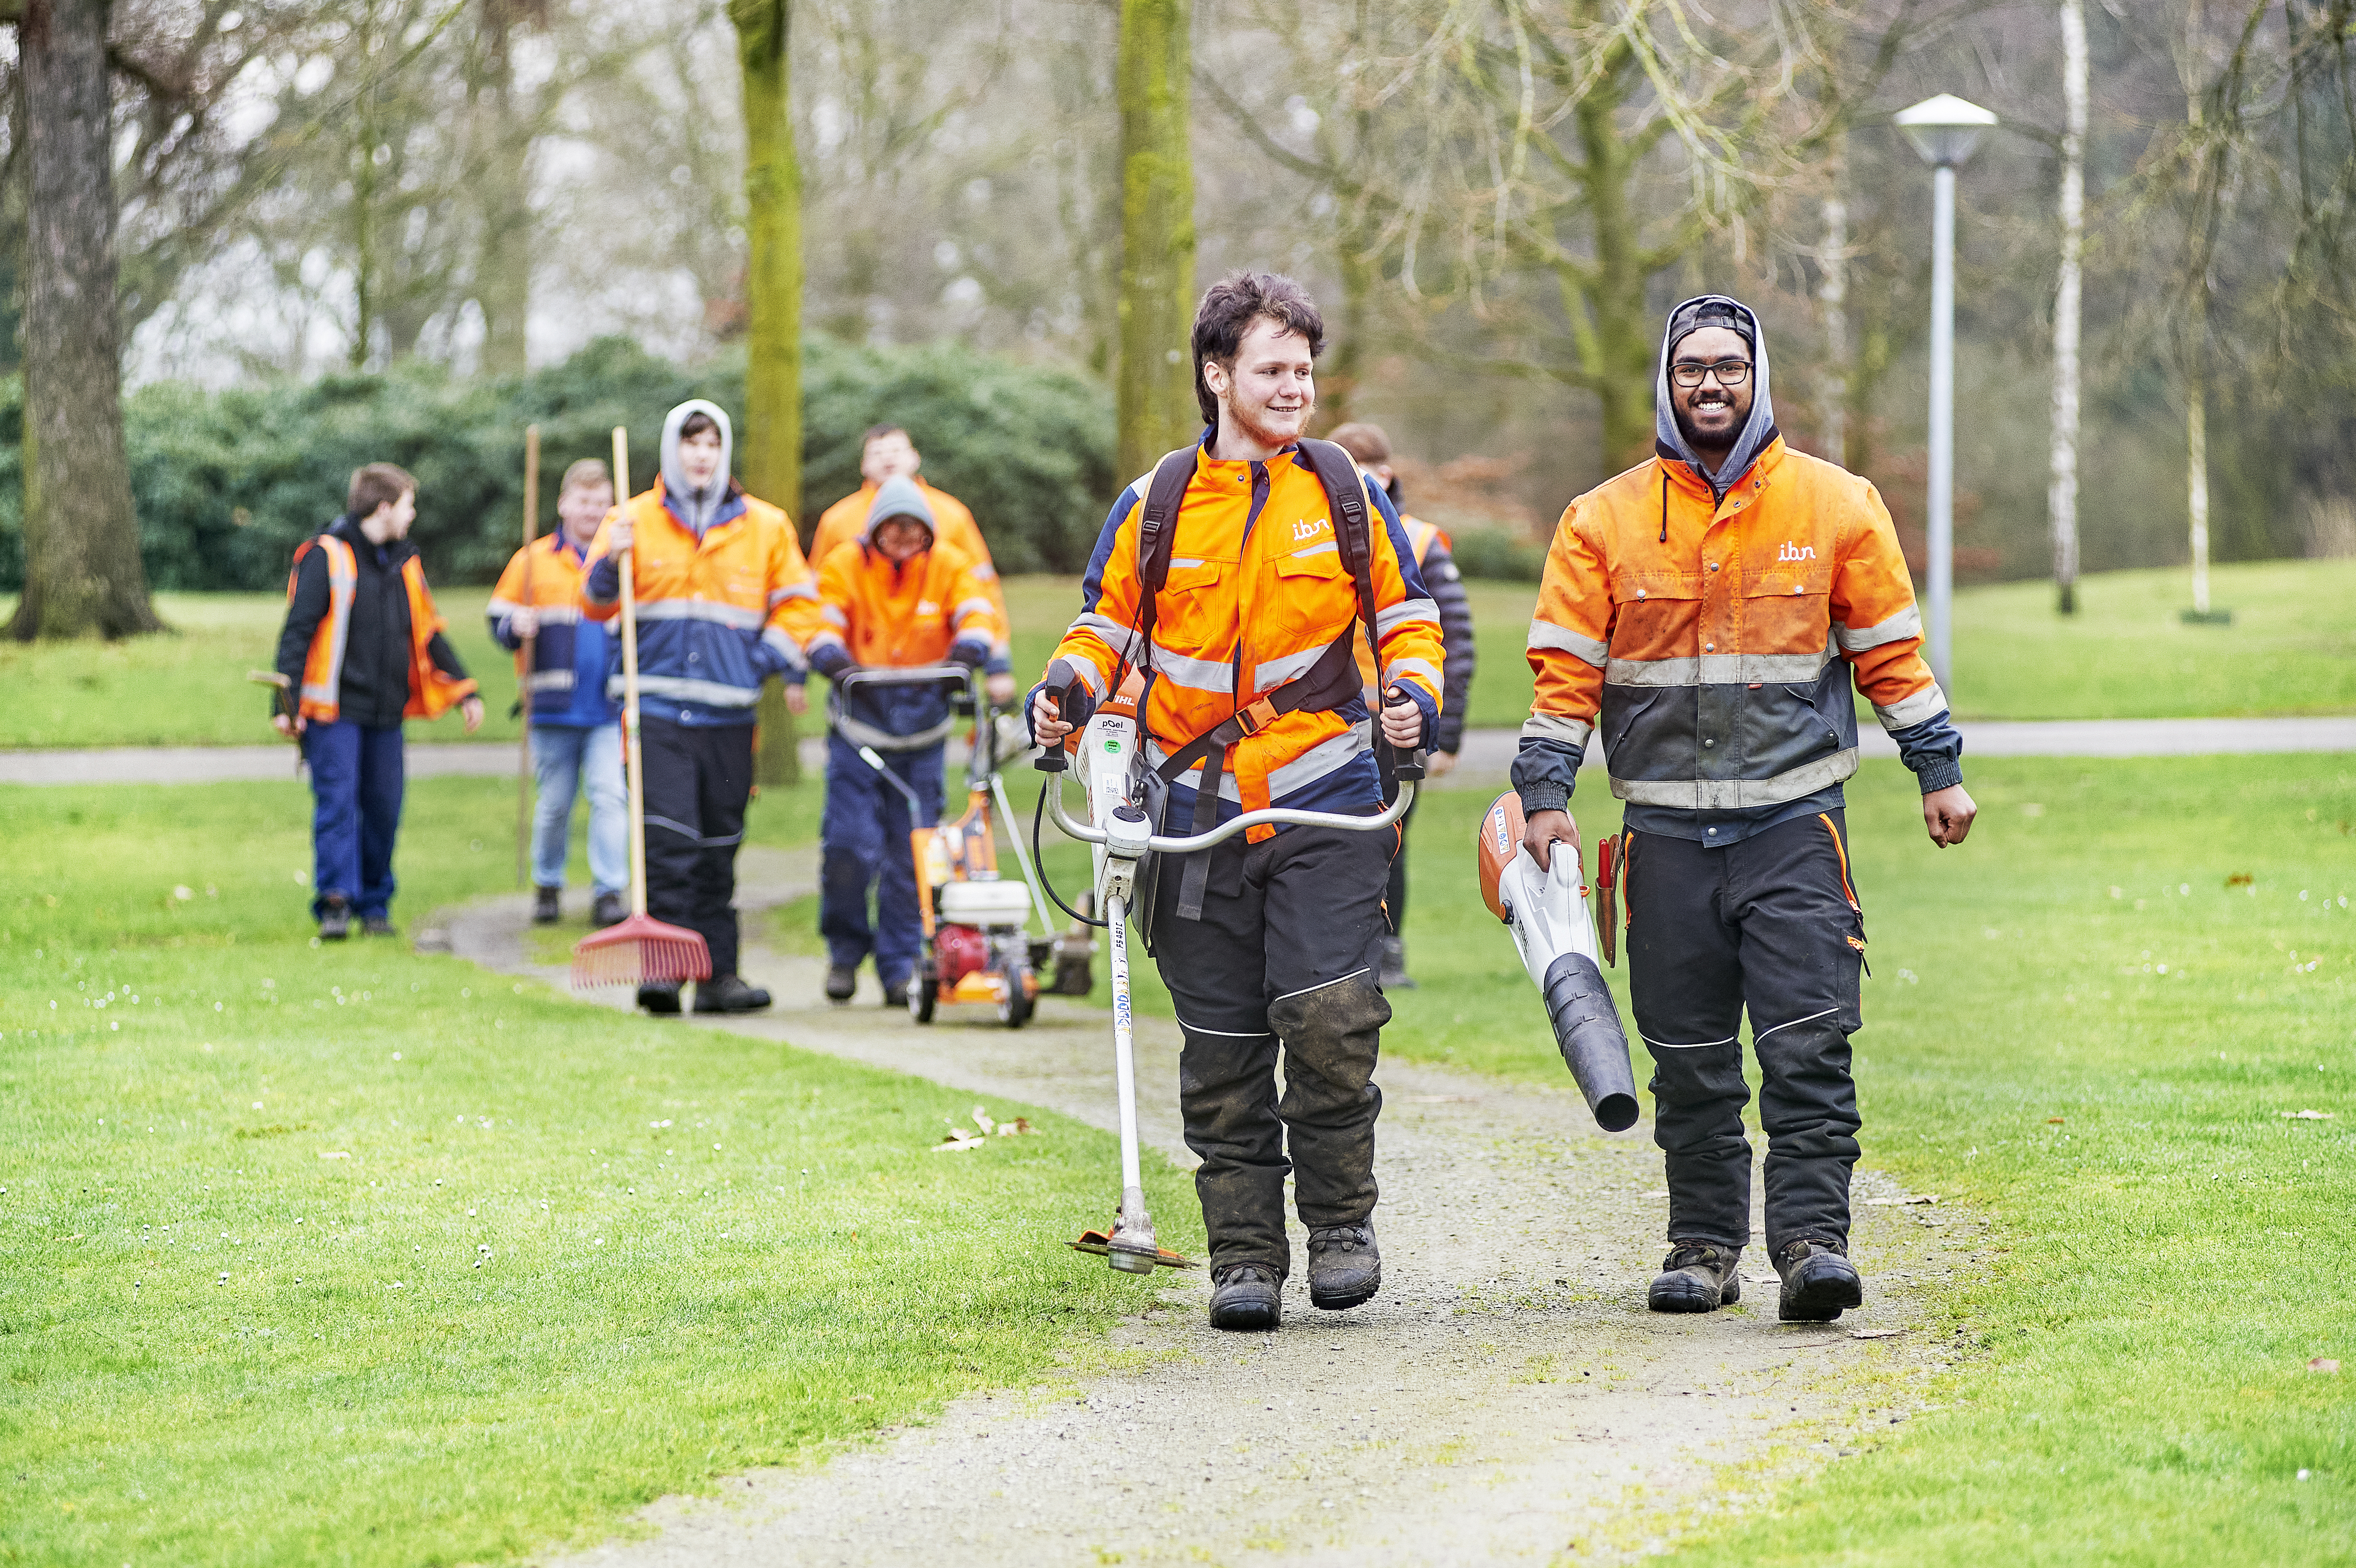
[1477,791,1641,1132]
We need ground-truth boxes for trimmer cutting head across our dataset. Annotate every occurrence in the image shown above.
[1067,1222,1197,1271]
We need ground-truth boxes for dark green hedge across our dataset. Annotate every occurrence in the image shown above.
[0,334,1116,592]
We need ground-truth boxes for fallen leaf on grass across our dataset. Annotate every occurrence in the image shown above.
[2046,1116,2066,1125]
[2226,872,2254,888]
[972,1106,997,1136]
[317,1151,352,1160]
[2280,1110,2336,1120]
[2312,1358,2341,1374]
[934,1128,987,1152]
[1848,1328,1902,1340]
[995,1116,1036,1137]
[1867,1195,1939,1206]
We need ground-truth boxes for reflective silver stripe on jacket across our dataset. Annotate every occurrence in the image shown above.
[1522,711,1593,746]
[1872,680,1948,730]
[1529,618,1609,668]
[1604,647,1835,687]
[1612,748,1860,811]
[1833,604,1922,653]
[615,674,763,708]
[633,599,766,631]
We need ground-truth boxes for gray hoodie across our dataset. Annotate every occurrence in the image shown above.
[659,398,735,536]
[1653,294,1778,503]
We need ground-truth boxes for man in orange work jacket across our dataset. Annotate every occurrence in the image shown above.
[809,423,1015,706]
[1031,271,1445,1333]
[272,462,483,940]
[582,400,822,1016]
[1515,294,1977,1324]
[806,474,1003,1006]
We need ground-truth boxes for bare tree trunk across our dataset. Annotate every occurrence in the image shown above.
[2049,0,2086,614]
[1564,35,1655,474]
[7,0,162,641]
[473,0,535,378]
[1816,133,1849,464]
[732,0,804,786]
[1115,0,1197,480]
[2186,321,2211,615]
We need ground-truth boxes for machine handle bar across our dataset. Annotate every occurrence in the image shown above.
[1044,771,1415,854]
[832,663,973,694]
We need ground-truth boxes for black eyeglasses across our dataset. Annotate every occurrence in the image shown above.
[1669,360,1752,389]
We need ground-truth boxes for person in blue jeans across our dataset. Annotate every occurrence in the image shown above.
[273,462,484,938]
[489,459,628,927]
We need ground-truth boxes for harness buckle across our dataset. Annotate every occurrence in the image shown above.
[1232,696,1280,737]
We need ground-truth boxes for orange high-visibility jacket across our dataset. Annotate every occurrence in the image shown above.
[811,480,1011,670]
[1520,436,1951,816]
[1047,442,1445,832]
[580,480,821,722]
[1355,511,1454,692]
[811,538,1003,670]
[288,534,477,723]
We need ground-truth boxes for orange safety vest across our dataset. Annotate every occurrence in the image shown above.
[289,534,477,723]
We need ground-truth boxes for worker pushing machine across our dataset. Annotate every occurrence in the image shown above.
[581,400,822,1016]
[272,462,484,940]
[489,458,628,930]
[1031,270,1444,1332]
[1514,293,1976,1323]
[811,423,1016,709]
[808,476,1004,1006]
[1327,421,1477,990]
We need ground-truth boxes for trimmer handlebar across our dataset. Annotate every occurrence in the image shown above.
[832,663,973,697]
[1044,769,1416,854]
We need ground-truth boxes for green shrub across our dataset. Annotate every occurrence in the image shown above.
[1446,526,1549,582]
[0,336,1116,592]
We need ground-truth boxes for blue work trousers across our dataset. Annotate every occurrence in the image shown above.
[530,722,628,895]
[306,719,405,918]
[819,731,944,987]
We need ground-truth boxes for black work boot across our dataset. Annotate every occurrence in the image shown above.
[1648,1241,1742,1313]
[694,974,772,1013]
[361,914,396,938]
[533,886,562,925]
[1208,1263,1282,1331]
[1378,936,1415,990]
[1307,1223,1381,1310]
[636,981,682,1016]
[590,892,626,928]
[881,978,910,1009]
[318,896,351,941]
[1775,1239,1862,1322]
[825,965,857,1003]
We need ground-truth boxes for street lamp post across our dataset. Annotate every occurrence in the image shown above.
[1894,94,1997,692]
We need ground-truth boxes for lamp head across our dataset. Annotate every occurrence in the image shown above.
[1895,93,1998,167]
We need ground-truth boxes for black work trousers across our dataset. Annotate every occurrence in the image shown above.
[1147,818,1399,1278]
[639,716,754,979]
[1623,809,1865,1258]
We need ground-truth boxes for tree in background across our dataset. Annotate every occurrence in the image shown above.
[468,0,549,378]
[730,0,805,784]
[1115,0,1197,478]
[6,0,159,639]
[2048,0,2087,614]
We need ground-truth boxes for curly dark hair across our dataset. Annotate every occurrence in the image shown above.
[1192,269,1324,426]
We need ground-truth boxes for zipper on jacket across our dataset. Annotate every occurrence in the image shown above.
[1233,460,1272,701]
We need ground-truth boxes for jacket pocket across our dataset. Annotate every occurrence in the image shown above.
[1266,545,1353,652]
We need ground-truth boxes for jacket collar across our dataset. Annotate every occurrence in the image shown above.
[1656,433,1786,504]
[652,476,747,539]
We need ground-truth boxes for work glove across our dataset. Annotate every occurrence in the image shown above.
[949,637,990,672]
[808,643,853,680]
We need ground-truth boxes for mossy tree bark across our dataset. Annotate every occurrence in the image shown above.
[7,0,161,641]
[471,0,544,380]
[1115,0,1197,481]
[732,0,804,785]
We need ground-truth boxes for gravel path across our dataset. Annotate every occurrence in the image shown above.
[5,714,2350,786]
[428,852,1983,1567]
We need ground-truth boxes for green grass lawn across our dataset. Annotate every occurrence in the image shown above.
[0,776,1197,1567]
[7,556,2350,749]
[1375,759,2355,1565]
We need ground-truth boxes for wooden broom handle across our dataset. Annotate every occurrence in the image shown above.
[612,425,650,921]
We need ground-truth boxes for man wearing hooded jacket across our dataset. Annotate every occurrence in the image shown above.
[1516,295,1977,1323]
[807,475,1002,1006]
[582,400,821,1015]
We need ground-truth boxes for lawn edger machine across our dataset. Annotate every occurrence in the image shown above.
[838,664,1083,1028]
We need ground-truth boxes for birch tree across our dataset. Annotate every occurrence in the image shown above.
[2048,0,2086,613]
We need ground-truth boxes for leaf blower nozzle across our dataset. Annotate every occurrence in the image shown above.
[1539,951,1641,1131]
[1477,791,1643,1134]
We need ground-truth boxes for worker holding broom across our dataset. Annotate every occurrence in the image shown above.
[1514,294,1976,1323]
[810,423,1016,707]
[581,401,821,1016]
[806,475,1003,1006]
[272,462,484,940]
[1327,421,1477,991]
[1030,270,1445,1332]
[489,458,627,930]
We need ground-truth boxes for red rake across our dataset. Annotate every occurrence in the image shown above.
[572,424,712,995]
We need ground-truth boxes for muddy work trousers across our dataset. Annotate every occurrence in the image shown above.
[1147,819,1398,1278]
[1623,810,1866,1259]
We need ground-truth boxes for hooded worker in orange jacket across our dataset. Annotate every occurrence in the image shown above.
[807,474,1003,1005]
[1515,294,1976,1324]
[809,423,1015,704]
[1031,271,1443,1332]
